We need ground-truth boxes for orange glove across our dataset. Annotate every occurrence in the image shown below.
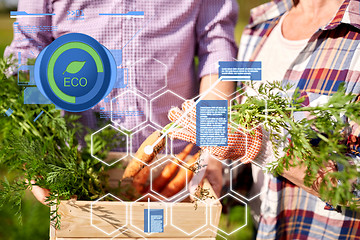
[167,100,263,163]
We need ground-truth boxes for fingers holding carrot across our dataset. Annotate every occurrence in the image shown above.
[123,130,166,179]
[123,129,200,199]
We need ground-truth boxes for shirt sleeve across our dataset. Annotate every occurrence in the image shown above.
[196,0,238,78]
[4,0,53,64]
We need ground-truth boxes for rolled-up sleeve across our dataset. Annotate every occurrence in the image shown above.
[196,0,238,78]
[4,0,53,63]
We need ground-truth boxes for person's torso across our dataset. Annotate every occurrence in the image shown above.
[237,0,360,238]
[49,0,202,150]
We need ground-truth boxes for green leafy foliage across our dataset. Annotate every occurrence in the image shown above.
[231,81,360,208]
[0,57,127,228]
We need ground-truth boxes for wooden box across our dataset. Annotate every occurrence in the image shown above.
[50,153,222,240]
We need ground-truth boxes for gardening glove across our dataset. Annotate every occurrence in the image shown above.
[167,100,263,163]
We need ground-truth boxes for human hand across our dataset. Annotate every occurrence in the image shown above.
[185,151,222,200]
[167,100,263,163]
[28,180,50,205]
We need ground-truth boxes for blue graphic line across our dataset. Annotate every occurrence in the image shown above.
[99,11,144,16]
[122,14,155,50]
[10,11,55,17]
[33,110,44,122]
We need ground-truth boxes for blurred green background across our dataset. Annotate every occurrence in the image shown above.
[0,0,267,239]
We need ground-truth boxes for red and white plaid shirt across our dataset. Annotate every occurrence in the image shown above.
[238,0,360,239]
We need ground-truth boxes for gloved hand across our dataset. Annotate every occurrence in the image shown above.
[167,100,263,163]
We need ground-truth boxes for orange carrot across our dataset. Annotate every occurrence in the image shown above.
[152,143,194,193]
[123,130,165,179]
[133,165,151,194]
[160,151,200,198]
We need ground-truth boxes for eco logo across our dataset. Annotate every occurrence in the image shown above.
[34,33,116,112]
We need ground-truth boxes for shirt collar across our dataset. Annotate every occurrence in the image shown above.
[248,0,360,30]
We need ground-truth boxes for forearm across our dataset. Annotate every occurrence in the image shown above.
[199,74,235,101]
[281,160,337,198]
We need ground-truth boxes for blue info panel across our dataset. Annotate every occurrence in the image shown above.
[219,61,261,81]
[196,100,228,147]
[144,209,164,233]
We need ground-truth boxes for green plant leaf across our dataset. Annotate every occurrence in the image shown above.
[63,61,86,74]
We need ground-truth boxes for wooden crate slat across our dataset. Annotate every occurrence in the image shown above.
[50,151,222,240]
[53,200,220,238]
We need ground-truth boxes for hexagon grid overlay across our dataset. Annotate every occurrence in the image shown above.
[88,57,270,239]
[209,124,247,167]
[211,193,247,236]
[230,161,269,202]
[129,58,167,97]
[111,90,148,132]
[149,158,190,201]
[170,193,208,236]
[229,83,268,132]
[150,90,185,129]
[91,193,128,236]
[91,124,129,166]
[191,228,228,240]
[129,193,168,236]
[130,124,168,166]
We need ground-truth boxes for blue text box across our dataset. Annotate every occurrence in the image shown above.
[219,61,261,81]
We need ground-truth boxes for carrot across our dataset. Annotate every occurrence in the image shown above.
[160,151,200,198]
[152,143,194,193]
[133,165,150,194]
[123,130,165,179]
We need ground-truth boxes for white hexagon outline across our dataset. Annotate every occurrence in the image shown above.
[128,58,168,97]
[149,89,186,130]
[130,124,168,166]
[110,90,148,132]
[91,124,129,166]
[169,139,196,164]
[129,193,168,236]
[195,85,228,103]
[230,160,269,202]
[149,158,190,201]
[168,90,227,162]
[154,67,267,169]
[207,124,248,167]
[159,76,223,142]
[170,193,208,236]
[216,85,246,101]
[209,193,247,236]
[190,228,228,240]
[110,228,148,240]
[228,86,269,132]
[90,193,128,236]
